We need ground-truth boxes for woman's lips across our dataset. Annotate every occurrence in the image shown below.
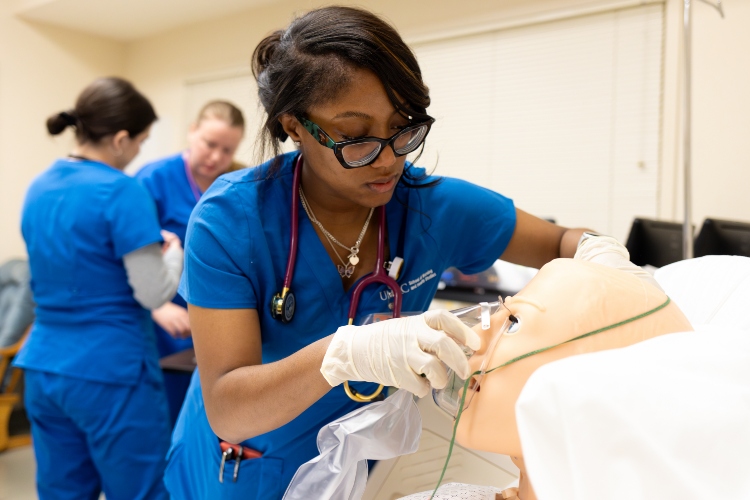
[367,175,398,193]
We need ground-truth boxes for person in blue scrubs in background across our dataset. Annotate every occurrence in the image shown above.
[16,77,183,500]
[164,7,638,499]
[136,100,245,427]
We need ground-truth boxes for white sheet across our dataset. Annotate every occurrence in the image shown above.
[517,256,750,500]
[654,255,750,330]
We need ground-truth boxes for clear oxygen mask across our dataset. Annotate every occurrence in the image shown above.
[432,299,516,419]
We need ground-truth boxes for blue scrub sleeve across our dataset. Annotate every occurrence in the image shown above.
[437,178,517,275]
[106,177,164,258]
[135,172,158,205]
[180,180,259,309]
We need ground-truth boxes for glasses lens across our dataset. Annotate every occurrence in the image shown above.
[393,124,429,155]
[341,142,382,168]
[432,299,509,420]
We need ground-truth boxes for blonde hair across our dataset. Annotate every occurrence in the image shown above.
[196,100,245,130]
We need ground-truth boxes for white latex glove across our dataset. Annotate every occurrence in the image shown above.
[321,310,482,398]
[574,233,663,291]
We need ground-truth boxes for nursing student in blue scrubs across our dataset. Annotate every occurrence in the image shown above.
[136,101,245,427]
[164,7,636,499]
[16,77,183,500]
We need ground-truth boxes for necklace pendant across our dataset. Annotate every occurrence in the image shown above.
[337,264,355,278]
[349,255,360,266]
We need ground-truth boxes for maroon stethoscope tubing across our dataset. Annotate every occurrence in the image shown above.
[347,205,402,321]
[286,154,403,322]
[282,155,303,292]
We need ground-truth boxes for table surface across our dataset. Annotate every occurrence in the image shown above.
[159,348,196,373]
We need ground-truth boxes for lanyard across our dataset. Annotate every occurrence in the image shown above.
[183,151,202,202]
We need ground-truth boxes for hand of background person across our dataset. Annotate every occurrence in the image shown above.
[574,233,663,291]
[320,310,481,398]
[160,230,182,254]
[152,302,191,339]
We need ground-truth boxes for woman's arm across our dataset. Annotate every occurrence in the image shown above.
[499,208,590,268]
[191,305,482,444]
[190,305,333,444]
[123,239,183,310]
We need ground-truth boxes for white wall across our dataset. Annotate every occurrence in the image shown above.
[125,0,750,234]
[124,0,651,164]
[1,0,748,261]
[0,0,125,260]
[690,0,750,226]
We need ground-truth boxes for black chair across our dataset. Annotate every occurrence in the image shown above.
[694,218,750,257]
[625,218,687,268]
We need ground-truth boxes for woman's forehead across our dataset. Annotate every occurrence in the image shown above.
[307,68,397,121]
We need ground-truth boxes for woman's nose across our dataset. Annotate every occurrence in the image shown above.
[369,143,397,169]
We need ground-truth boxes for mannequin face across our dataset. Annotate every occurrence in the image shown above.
[455,259,693,457]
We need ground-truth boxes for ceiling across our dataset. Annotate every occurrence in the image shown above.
[16,0,279,41]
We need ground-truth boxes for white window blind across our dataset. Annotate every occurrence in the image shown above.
[413,3,664,241]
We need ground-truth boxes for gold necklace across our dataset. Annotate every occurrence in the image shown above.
[299,187,374,278]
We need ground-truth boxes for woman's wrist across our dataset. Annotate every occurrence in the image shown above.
[560,228,590,258]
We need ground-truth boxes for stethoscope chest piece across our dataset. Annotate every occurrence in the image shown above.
[271,290,296,323]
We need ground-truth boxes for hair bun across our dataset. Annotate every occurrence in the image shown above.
[60,111,78,126]
[46,110,77,135]
[252,30,284,79]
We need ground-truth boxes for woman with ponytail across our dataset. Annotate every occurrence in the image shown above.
[16,76,180,500]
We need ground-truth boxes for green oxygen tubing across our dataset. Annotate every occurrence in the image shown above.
[429,296,672,499]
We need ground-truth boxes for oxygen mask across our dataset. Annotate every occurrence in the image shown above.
[432,299,519,419]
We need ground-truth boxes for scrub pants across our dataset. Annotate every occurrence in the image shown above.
[24,362,171,500]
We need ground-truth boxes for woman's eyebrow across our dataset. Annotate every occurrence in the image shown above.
[332,111,373,120]
[505,295,546,312]
[332,109,406,121]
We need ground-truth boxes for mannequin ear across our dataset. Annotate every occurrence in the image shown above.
[111,130,130,156]
[279,114,303,143]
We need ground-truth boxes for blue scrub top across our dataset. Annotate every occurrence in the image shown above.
[15,158,164,385]
[176,152,516,491]
[135,153,196,355]
[135,153,198,245]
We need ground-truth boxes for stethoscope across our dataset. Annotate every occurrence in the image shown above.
[271,155,403,402]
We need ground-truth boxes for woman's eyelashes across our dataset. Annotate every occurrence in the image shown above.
[340,133,363,141]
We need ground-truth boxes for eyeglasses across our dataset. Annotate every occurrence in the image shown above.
[298,116,434,169]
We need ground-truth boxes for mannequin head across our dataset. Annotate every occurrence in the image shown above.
[455,259,693,457]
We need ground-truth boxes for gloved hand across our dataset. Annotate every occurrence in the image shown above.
[321,310,482,398]
[574,233,663,291]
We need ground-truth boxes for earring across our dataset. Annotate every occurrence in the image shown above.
[293,141,301,147]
